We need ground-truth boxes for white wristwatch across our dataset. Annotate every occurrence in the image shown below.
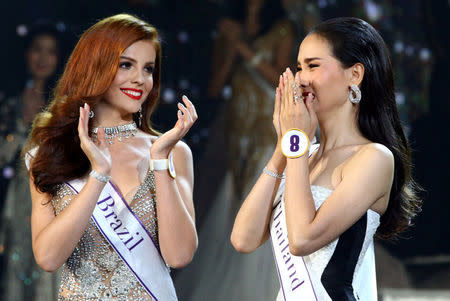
[150,152,176,178]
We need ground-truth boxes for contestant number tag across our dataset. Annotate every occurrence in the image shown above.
[280,129,309,158]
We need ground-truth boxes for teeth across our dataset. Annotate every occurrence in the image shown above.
[122,90,142,97]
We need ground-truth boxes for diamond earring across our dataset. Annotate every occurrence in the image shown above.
[348,84,361,104]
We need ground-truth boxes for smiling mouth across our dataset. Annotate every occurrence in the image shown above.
[120,88,143,100]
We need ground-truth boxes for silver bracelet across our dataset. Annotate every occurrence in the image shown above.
[89,170,111,183]
[263,167,285,180]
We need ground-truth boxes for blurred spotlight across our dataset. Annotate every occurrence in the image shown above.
[364,0,383,22]
[3,166,15,179]
[56,22,67,32]
[17,24,28,36]
[419,48,431,61]
[394,40,405,54]
[222,85,232,100]
[395,92,405,106]
[162,88,176,104]
[177,31,190,43]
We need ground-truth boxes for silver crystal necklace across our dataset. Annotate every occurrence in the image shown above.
[92,121,137,144]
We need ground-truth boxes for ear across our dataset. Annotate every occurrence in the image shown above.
[349,62,365,87]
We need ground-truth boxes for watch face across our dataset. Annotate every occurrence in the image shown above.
[168,153,176,178]
[280,129,309,158]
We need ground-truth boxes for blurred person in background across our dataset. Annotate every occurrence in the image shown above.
[23,14,198,300]
[0,21,63,301]
[175,0,297,300]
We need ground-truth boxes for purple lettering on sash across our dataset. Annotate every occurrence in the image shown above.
[281,243,289,253]
[287,263,295,271]
[110,220,123,231]
[283,253,291,265]
[116,228,130,236]
[292,278,304,291]
[128,237,144,251]
[273,207,283,221]
[289,270,296,278]
[276,229,283,240]
[105,211,118,220]
[97,195,114,211]
[123,236,134,245]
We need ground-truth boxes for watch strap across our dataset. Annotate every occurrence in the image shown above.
[150,159,169,171]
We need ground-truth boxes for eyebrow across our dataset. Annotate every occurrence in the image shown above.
[120,55,155,65]
[298,57,322,64]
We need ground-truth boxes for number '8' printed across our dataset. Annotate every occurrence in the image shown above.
[290,135,300,152]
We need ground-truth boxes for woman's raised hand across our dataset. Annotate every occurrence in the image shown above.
[151,95,198,159]
[78,103,112,175]
[273,79,283,142]
[278,68,317,140]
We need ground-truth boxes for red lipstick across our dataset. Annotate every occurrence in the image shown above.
[120,88,143,100]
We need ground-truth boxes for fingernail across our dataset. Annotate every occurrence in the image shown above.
[178,109,182,115]
[84,103,87,109]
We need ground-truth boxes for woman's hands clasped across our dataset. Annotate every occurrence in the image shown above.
[151,95,198,159]
[274,68,318,142]
[78,103,112,175]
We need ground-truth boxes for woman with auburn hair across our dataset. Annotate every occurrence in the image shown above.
[23,14,198,300]
[231,17,421,300]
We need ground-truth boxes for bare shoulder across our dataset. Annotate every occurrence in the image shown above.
[343,143,394,179]
[172,140,193,159]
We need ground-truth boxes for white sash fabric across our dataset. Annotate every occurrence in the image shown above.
[67,178,178,301]
[270,144,319,301]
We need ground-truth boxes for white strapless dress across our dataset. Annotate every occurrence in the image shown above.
[276,185,380,301]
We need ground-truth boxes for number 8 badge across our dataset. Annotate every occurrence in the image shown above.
[280,129,310,158]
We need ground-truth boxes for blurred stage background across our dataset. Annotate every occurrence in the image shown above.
[0,0,448,300]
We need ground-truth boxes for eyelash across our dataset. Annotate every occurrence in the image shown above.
[119,62,132,69]
[119,62,154,74]
[296,64,318,71]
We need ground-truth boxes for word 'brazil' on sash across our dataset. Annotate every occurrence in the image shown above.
[270,144,319,301]
[67,178,178,301]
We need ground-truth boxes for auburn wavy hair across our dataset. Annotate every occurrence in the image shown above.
[23,14,162,197]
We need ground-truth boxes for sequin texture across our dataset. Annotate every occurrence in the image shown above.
[52,170,159,300]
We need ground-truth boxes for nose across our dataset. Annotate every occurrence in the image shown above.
[296,70,310,88]
[132,69,145,85]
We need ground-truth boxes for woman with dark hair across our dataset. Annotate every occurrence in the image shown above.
[23,14,198,300]
[0,21,62,301]
[232,17,421,300]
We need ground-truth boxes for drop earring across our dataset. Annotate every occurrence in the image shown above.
[138,107,143,127]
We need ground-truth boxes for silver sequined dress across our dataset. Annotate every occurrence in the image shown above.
[52,170,159,301]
